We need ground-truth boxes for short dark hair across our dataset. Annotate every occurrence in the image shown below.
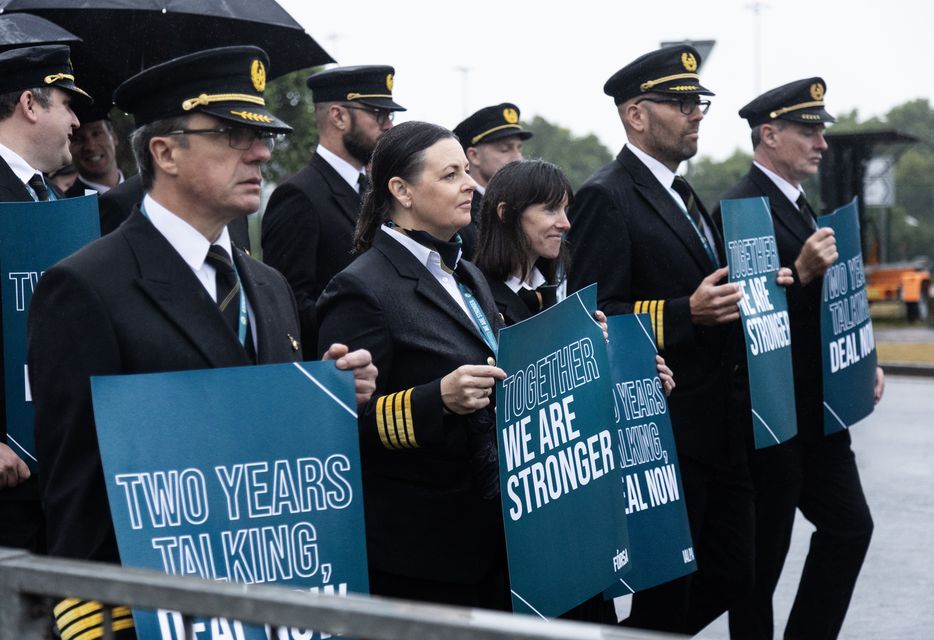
[129,115,191,190]
[353,121,456,252]
[474,159,573,283]
[750,119,786,149]
[0,87,53,121]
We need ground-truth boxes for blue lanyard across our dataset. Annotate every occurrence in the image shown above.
[458,281,498,355]
[678,204,719,266]
[140,204,248,347]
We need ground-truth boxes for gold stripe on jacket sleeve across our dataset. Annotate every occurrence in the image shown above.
[656,300,666,349]
[375,395,394,449]
[56,601,102,632]
[392,391,409,448]
[402,388,417,448]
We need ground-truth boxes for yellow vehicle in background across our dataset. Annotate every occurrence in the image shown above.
[865,262,931,322]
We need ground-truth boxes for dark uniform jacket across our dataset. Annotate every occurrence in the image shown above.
[64,175,97,198]
[262,152,362,352]
[96,174,250,250]
[714,165,825,441]
[567,146,738,463]
[484,276,534,327]
[27,209,302,564]
[316,230,503,585]
[0,156,44,550]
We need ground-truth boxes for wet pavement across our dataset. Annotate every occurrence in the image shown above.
[698,375,934,639]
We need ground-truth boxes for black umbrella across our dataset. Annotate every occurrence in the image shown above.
[0,0,334,103]
[0,12,79,51]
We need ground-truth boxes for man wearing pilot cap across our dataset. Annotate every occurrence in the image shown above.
[716,77,884,640]
[27,46,376,640]
[567,45,755,633]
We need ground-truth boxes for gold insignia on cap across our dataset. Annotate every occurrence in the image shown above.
[251,60,266,93]
[681,52,698,72]
[503,107,519,124]
[230,110,273,123]
[44,73,75,85]
[810,82,824,101]
[386,73,394,92]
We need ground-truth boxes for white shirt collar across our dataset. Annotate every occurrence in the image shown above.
[317,144,365,192]
[753,160,804,207]
[474,184,486,196]
[504,267,547,293]
[0,142,42,187]
[626,142,679,192]
[142,194,232,271]
[78,170,125,194]
[382,224,436,269]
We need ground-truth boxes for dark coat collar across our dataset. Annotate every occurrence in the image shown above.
[121,209,276,367]
[746,164,813,245]
[371,229,497,353]
[311,152,362,226]
[618,146,725,272]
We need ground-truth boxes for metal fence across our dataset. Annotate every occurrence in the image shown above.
[0,548,671,640]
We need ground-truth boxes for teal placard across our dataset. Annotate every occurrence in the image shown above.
[818,198,877,434]
[92,361,369,640]
[0,195,99,470]
[603,314,695,598]
[497,284,630,618]
[721,197,797,448]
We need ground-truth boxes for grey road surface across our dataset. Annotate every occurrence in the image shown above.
[697,374,934,639]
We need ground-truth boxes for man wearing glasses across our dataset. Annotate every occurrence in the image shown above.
[567,45,753,633]
[262,65,406,353]
[27,46,377,640]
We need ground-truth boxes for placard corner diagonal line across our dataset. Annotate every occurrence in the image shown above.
[509,590,548,620]
[823,401,849,430]
[292,362,358,418]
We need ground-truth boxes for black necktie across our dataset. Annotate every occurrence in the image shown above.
[28,173,49,201]
[205,245,255,360]
[517,284,559,314]
[357,172,370,195]
[796,193,818,230]
[671,176,701,226]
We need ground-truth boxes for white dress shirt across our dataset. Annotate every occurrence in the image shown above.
[317,144,367,193]
[627,142,719,254]
[382,225,481,331]
[0,142,42,194]
[753,160,805,208]
[142,194,258,346]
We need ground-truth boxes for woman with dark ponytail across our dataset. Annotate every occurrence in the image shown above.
[317,121,509,609]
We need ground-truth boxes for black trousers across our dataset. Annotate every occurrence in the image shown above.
[621,455,756,635]
[729,430,873,640]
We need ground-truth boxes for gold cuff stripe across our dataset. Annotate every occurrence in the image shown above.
[56,601,102,631]
[402,388,417,448]
[70,629,104,640]
[640,73,700,92]
[375,395,391,448]
[392,391,408,448]
[182,93,265,111]
[61,612,105,640]
[648,301,658,336]
[346,92,392,101]
[54,598,83,618]
[769,100,825,119]
[375,389,417,450]
[72,617,134,640]
[656,300,666,349]
[111,607,132,619]
[471,123,521,145]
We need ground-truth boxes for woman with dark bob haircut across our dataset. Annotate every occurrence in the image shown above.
[316,121,509,609]
[474,159,573,324]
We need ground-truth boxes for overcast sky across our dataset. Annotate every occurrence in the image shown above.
[278,0,933,161]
